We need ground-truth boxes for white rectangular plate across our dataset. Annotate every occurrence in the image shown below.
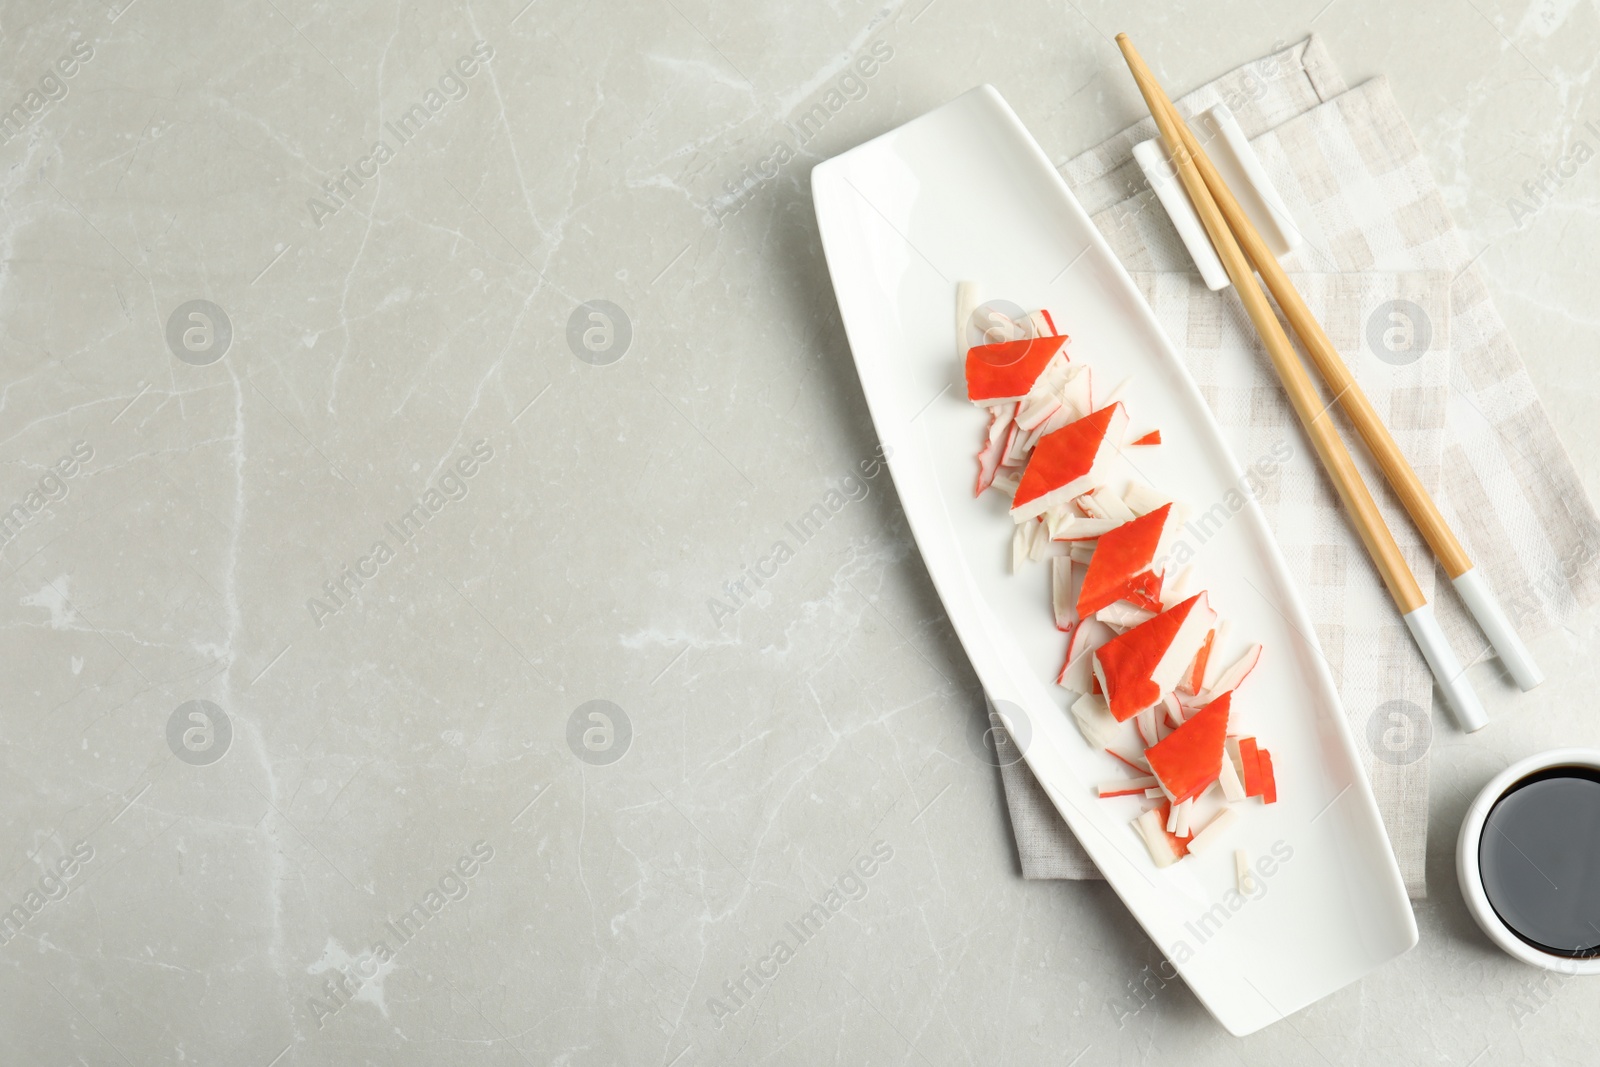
[811,85,1416,1036]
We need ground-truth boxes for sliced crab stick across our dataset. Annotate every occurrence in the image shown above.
[1076,504,1176,616]
[965,335,1069,405]
[1098,776,1159,797]
[1068,692,1121,749]
[1185,807,1238,856]
[1133,808,1184,868]
[1200,642,1262,703]
[1258,748,1278,804]
[1011,403,1128,523]
[1092,593,1217,721]
[1145,694,1231,803]
[1051,557,1076,632]
[1237,736,1264,798]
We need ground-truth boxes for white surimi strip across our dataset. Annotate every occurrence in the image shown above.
[1098,776,1159,796]
[956,281,979,355]
[1201,619,1232,690]
[1236,849,1256,894]
[1219,749,1247,801]
[1186,808,1238,855]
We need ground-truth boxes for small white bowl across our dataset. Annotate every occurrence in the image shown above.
[1457,748,1600,973]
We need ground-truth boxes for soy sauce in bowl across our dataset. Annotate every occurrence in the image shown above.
[1478,766,1600,958]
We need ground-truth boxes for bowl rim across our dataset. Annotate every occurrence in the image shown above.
[1456,747,1600,974]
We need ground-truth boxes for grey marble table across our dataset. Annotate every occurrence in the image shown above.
[3,0,1599,1063]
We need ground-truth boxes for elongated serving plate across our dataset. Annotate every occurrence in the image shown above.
[812,85,1416,1035]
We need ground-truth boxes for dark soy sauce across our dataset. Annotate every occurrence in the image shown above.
[1479,766,1600,958]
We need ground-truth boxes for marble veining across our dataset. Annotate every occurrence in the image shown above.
[3,1,1600,1064]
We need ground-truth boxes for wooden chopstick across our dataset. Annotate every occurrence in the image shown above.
[1148,84,1541,691]
[1114,36,1419,612]
[1114,34,1489,730]
[1130,44,1541,693]
[1161,91,1472,573]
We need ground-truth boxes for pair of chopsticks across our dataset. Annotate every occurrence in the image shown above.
[1115,35,1543,733]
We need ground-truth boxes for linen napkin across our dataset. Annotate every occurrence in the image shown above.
[998,37,1600,896]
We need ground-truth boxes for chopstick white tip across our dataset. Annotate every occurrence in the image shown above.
[1451,568,1543,692]
[1402,603,1488,733]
